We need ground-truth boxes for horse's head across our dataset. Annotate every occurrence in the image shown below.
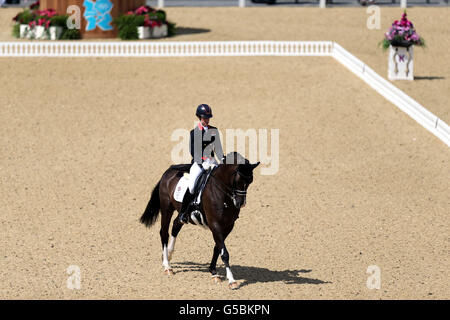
[222,152,260,209]
[232,161,260,208]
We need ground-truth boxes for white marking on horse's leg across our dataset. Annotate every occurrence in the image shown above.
[225,267,236,284]
[220,248,236,284]
[168,236,176,261]
[162,245,171,270]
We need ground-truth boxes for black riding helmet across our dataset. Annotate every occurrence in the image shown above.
[196,104,213,119]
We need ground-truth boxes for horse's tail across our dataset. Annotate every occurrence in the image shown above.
[140,180,161,228]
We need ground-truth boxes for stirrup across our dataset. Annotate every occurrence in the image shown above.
[179,199,193,224]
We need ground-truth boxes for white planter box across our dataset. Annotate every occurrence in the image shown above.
[388,45,414,81]
[34,25,48,40]
[151,24,168,38]
[20,24,31,38]
[137,26,150,39]
[49,26,63,40]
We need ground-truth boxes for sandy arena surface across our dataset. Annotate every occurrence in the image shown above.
[0,7,449,300]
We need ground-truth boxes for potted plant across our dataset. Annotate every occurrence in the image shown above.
[381,11,425,80]
[12,2,79,41]
[114,14,141,40]
[143,7,169,38]
[115,5,175,40]
[31,9,56,40]
[12,9,36,38]
[49,14,68,40]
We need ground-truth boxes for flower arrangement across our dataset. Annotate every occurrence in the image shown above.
[12,2,80,40]
[114,5,176,40]
[381,11,425,50]
[12,9,35,25]
[28,9,56,30]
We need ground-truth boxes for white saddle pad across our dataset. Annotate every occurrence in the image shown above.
[174,175,189,202]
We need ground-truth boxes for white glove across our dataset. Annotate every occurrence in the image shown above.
[202,161,211,171]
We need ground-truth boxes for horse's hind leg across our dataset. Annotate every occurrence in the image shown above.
[160,203,175,275]
[168,218,184,261]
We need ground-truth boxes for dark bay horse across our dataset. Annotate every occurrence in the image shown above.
[140,152,260,289]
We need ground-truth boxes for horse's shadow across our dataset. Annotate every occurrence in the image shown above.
[172,261,331,288]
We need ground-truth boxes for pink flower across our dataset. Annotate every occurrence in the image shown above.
[37,9,56,18]
[411,34,419,41]
[48,10,56,18]
[135,6,149,15]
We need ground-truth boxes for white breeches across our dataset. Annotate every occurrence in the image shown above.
[188,162,203,194]
[188,158,217,194]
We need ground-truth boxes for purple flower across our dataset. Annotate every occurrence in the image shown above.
[411,34,419,41]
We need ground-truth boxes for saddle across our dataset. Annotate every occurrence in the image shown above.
[191,167,214,206]
[172,164,214,207]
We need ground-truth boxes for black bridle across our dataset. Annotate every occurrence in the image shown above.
[211,168,252,204]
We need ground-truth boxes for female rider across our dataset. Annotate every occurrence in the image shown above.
[178,104,224,224]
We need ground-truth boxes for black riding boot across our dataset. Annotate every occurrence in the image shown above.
[179,191,194,224]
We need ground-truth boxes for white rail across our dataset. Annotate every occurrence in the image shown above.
[0,41,333,57]
[0,40,448,147]
[332,43,449,147]
[153,0,410,9]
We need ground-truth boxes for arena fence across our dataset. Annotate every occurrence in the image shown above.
[0,40,448,147]
[332,43,450,147]
[0,41,333,57]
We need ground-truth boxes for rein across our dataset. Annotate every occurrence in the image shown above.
[210,167,249,201]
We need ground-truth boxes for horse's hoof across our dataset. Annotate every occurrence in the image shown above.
[229,282,239,290]
[211,276,222,284]
[164,269,174,276]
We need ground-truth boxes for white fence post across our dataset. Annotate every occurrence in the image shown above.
[400,0,407,8]
[319,0,326,8]
[239,0,246,7]
[158,0,165,8]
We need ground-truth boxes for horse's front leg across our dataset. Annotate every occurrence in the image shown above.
[210,222,237,289]
[220,243,238,289]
